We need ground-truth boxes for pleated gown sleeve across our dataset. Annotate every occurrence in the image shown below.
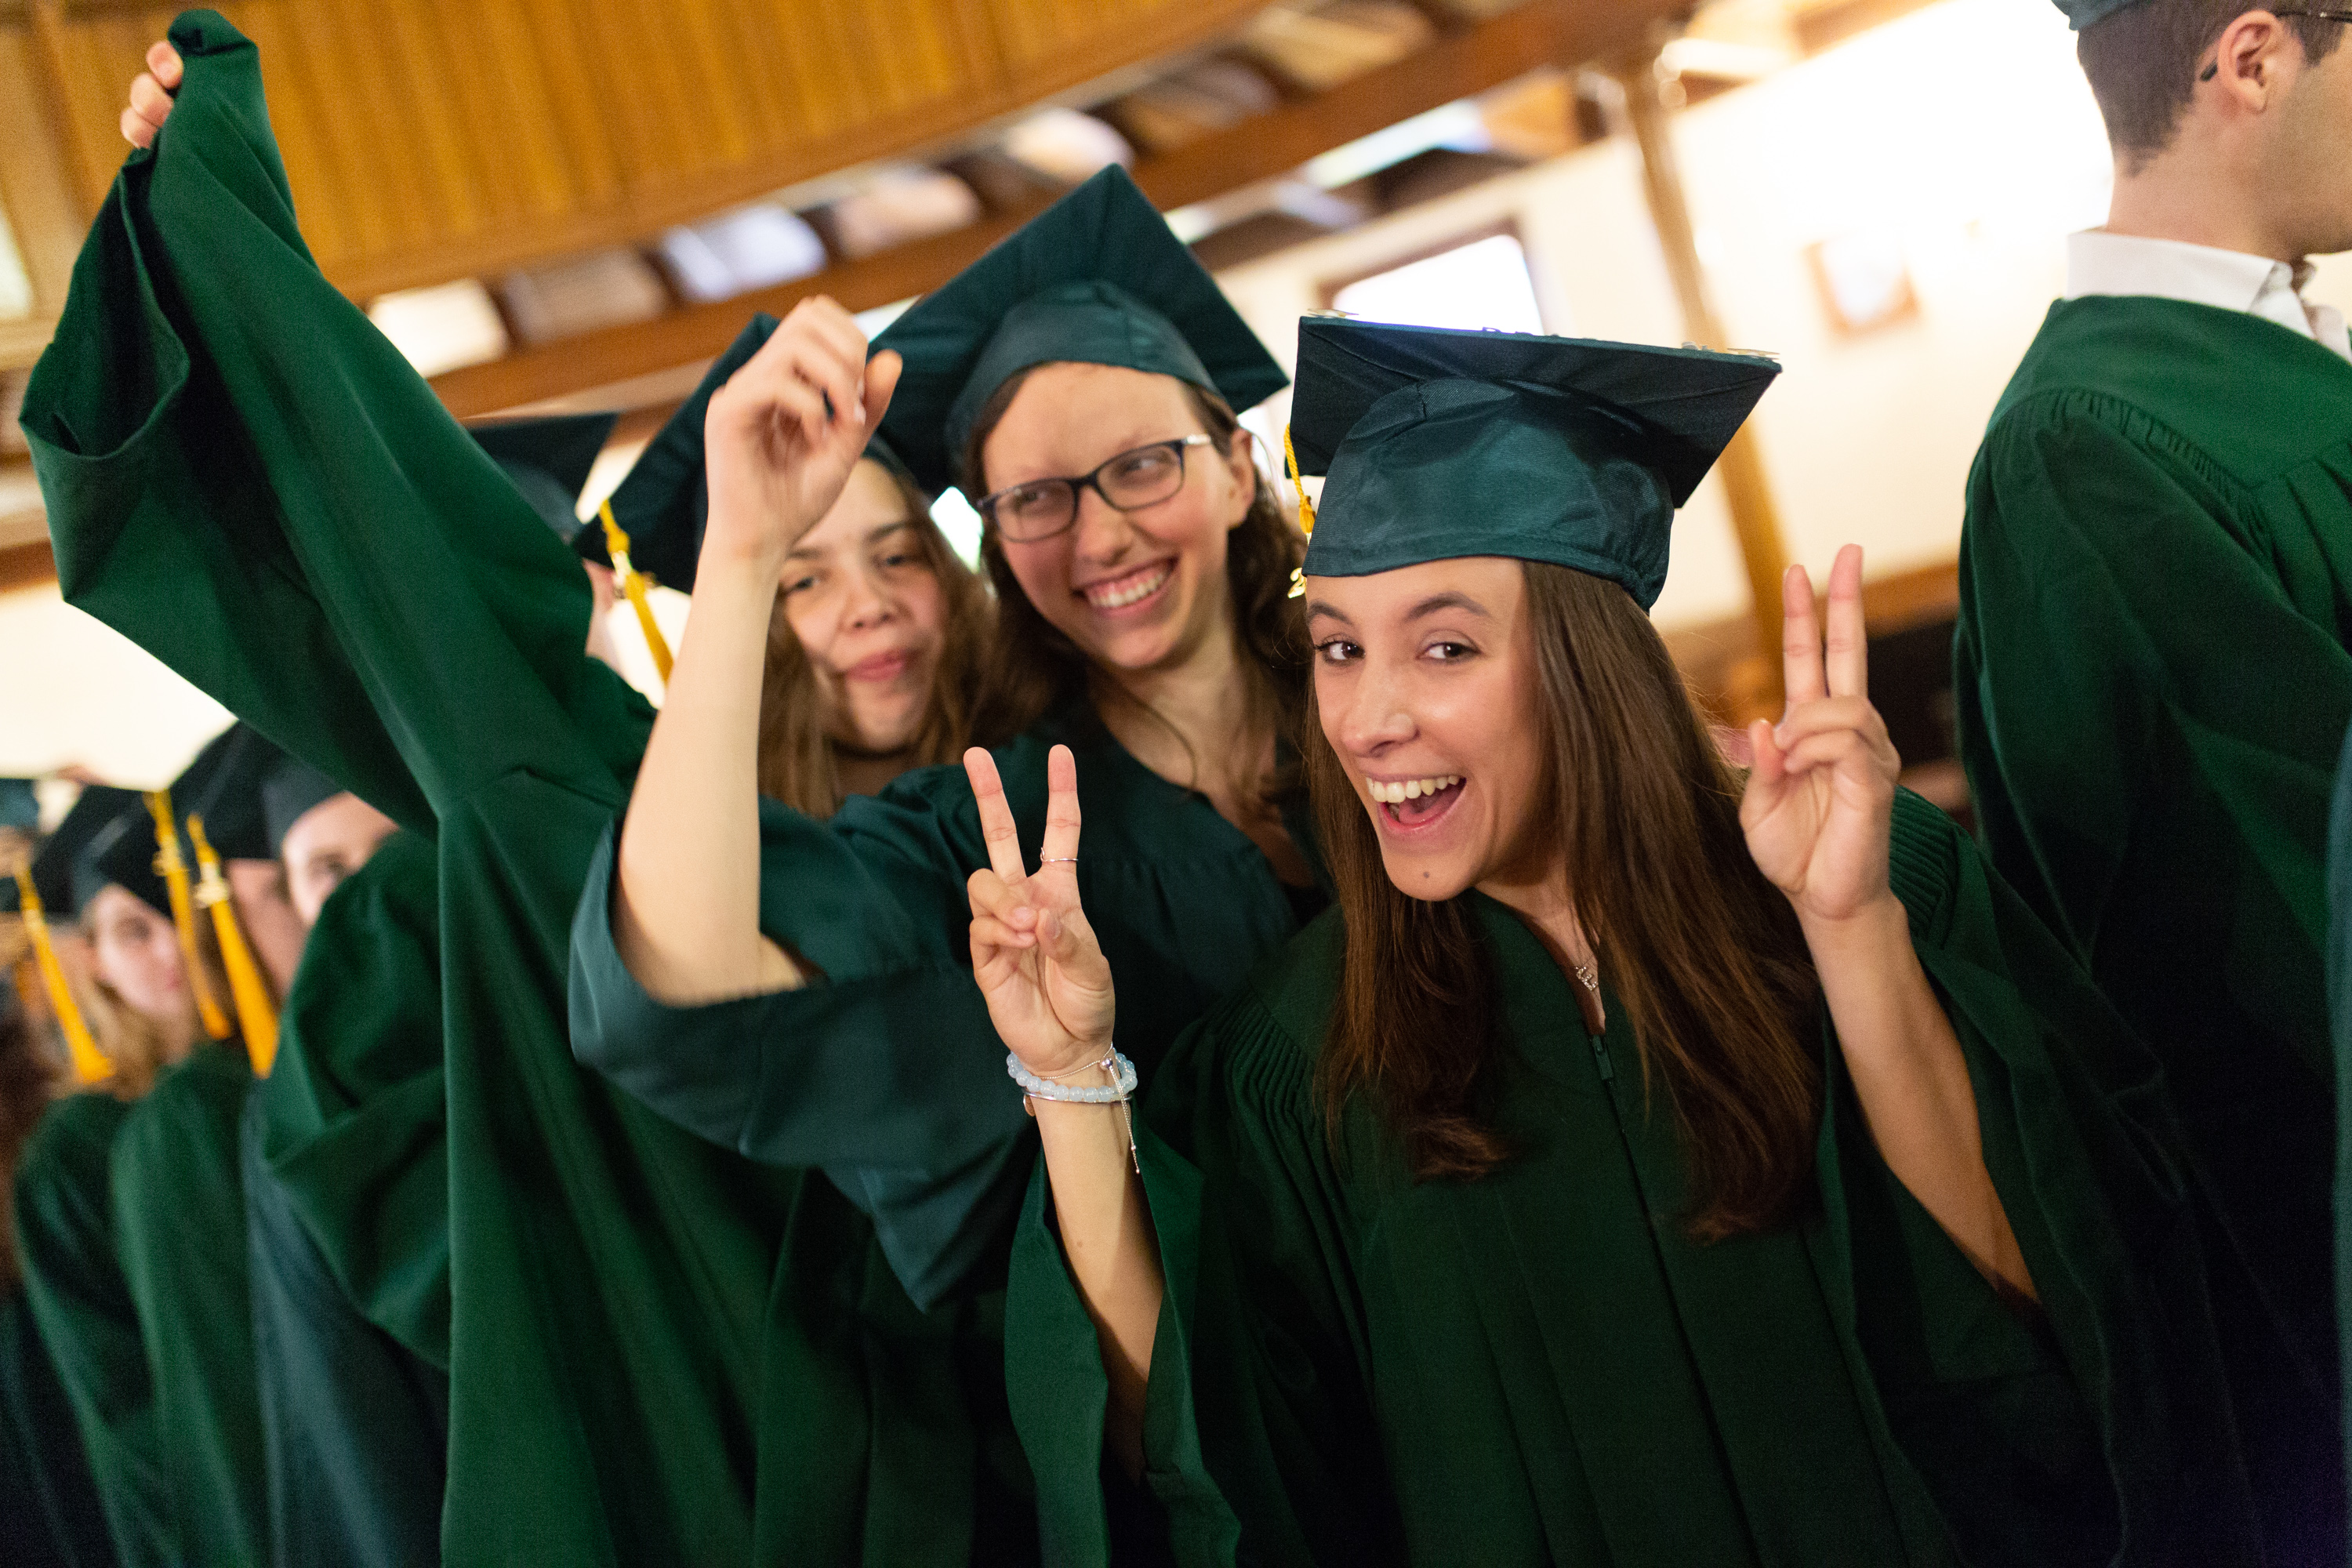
[1007,794,2259,1566]
[1954,295,2352,1546]
[107,1044,265,1568]
[12,1093,173,1566]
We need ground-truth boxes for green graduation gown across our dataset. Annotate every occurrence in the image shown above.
[1007,793,2259,1566]
[245,827,448,1568]
[109,1042,265,1567]
[0,1279,118,1568]
[2331,715,2352,1523]
[1953,293,2352,1552]
[21,14,1036,1563]
[13,1093,172,1566]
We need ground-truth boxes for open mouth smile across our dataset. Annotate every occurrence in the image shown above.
[1368,774,1465,830]
[1079,561,1173,612]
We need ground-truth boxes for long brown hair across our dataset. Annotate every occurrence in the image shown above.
[0,971,54,1289]
[753,463,994,817]
[958,369,1308,772]
[1307,561,1822,1240]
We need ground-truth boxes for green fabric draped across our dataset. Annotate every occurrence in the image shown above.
[1955,293,2352,1557]
[1007,794,2261,1566]
[1,1279,118,1568]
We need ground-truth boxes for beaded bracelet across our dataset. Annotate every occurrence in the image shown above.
[1006,1049,1141,1171]
[1005,1049,1137,1102]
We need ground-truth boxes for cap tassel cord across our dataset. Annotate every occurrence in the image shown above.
[13,867,109,1086]
[149,789,231,1041]
[1282,424,1315,600]
[599,500,674,688]
[187,816,278,1076]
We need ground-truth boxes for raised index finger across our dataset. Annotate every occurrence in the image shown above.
[1780,562,1825,707]
[962,747,1030,884]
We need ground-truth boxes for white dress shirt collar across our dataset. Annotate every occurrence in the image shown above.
[2066,230,2352,362]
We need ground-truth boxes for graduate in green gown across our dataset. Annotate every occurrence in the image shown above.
[41,22,1030,1559]
[974,318,2264,1565]
[11,788,194,1567]
[1955,9,2352,1552]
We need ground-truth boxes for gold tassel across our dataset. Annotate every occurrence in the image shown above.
[13,867,110,1086]
[1282,424,1316,600]
[147,789,231,1041]
[599,499,673,688]
[188,815,278,1076]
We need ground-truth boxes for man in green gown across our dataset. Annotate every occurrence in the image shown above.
[1953,5,2352,1552]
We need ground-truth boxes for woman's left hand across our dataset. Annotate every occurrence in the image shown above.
[1741,544,1903,926]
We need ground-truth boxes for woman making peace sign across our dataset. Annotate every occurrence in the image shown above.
[968,319,2262,1565]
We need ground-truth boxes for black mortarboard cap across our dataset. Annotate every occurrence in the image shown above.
[0,780,38,830]
[79,797,170,920]
[583,314,926,594]
[466,412,618,546]
[1290,318,1778,610]
[0,784,141,917]
[873,165,1287,494]
[263,762,345,858]
[185,724,300,862]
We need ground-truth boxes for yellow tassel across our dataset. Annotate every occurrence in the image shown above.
[148,789,231,1041]
[1282,425,1315,600]
[188,815,278,1076]
[599,499,673,688]
[14,867,110,1086]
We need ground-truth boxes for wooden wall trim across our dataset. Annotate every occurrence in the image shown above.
[430,0,1686,419]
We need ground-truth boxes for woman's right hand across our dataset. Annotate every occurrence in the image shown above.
[122,41,181,148]
[964,744,1116,1082]
[700,299,902,581]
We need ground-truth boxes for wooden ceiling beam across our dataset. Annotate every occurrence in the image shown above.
[430,0,1690,420]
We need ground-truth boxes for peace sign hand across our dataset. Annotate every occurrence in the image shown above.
[965,744,1116,1081]
[1740,545,1903,927]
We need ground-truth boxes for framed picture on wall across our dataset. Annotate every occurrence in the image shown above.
[1806,228,1918,336]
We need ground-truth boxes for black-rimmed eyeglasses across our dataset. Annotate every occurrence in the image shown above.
[975,434,1215,543]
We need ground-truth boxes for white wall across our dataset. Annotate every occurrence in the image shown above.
[1214,0,2206,631]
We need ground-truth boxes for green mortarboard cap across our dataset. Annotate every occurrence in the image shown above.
[78,797,171,920]
[263,762,345,858]
[586,314,926,594]
[873,165,1287,495]
[0,780,38,830]
[185,724,299,862]
[1291,318,1777,610]
[2051,0,2143,29]
[0,784,141,917]
[466,412,619,546]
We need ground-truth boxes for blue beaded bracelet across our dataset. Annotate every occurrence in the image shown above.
[1005,1049,1137,1102]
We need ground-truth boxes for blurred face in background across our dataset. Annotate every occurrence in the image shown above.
[84,884,192,1025]
[225,858,308,996]
[779,458,949,756]
[280,793,398,925]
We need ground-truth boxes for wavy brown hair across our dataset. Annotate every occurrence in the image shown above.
[1307,561,1823,1240]
[753,462,994,818]
[959,369,1308,778]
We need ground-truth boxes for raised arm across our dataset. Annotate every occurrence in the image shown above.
[962,744,1164,1476]
[610,305,900,1002]
[1744,546,2034,1301]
